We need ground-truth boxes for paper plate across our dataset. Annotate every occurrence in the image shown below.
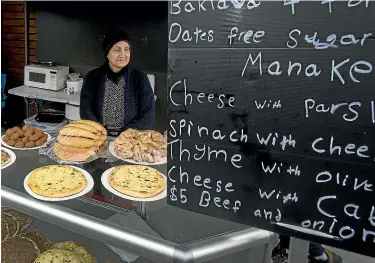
[108,142,167,166]
[23,165,94,202]
[101,166,167,202]
[1,133,52,151]
[1,147,16,169]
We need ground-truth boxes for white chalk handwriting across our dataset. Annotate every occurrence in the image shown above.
[304,98,361,122]
[287,29,372,49]
[169,79,235,108]
[311,136,371,159]
[170,0,261,15]
[315,170,373,192]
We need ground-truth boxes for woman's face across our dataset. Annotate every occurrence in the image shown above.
[107,41,131,71]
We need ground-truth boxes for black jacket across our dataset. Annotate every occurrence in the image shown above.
[79,63,155,132]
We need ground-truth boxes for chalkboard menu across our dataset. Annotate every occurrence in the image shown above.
[167,0,375,257]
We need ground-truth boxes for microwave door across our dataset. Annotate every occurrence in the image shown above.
[26,70,47,89]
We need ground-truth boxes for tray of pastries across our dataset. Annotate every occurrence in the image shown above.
[40,120,109,164]
[1,125,51,150]
[109,128,167,165]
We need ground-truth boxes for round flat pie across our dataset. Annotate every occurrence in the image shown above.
[1,218,9,241]
[1,236,40,263]
[19,232,52,253]
[1,150,11,166]
[34,248,82,263]
[52,241,97,263]
[28,165,87,198]
[109,165,166,198]
[3,209,32,232]
[2,213,19,237]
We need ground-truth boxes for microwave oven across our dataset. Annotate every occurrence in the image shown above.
[24,64,69,91]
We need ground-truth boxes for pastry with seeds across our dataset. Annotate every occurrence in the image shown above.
[2,208,32,232]
[2,213,20,237]
[1,236,40,263]
[52,241,97,263]
[34,248,82,263]
[19,232,52,253]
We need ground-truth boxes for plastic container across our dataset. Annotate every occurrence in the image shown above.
[24,114,69,134]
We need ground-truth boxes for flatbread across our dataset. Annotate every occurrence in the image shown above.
[2,213,19,237]
[1,150,11,166]
[1,236,40,263]
[66,123,100,134]
[1,217,9,241]
[34,248,82,263]
[52,241,97,263]
[3,209,32,232]
[19,232,52,253]
[59,127,99,140]
[54,143,97,162]
[72,120,107,135]
[57,135,97,148]
[109,165,165,198]
[27,165,87,198]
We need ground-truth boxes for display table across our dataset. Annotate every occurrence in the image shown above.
[1,146,277,263]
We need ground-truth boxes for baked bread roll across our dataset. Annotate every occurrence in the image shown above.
[57,135,97,148]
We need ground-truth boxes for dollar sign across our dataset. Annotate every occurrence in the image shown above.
[170,185,177,201]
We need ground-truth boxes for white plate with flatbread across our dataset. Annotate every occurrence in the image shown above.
[108,142,167,166]
[1,147,16,169]
[1,133,52,151]
[101,166,167,202]
[23,165,94,201]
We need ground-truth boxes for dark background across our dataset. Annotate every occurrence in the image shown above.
[167,1,375,257]
[28,1,168,132]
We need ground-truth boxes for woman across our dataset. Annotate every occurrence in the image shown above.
[80,28,155,136]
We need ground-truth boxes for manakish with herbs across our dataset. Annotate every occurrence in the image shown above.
[1,150,11,166]
[27,165,87,198]
[109,165,165,198]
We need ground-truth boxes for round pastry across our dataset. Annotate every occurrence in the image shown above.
[1,236,40,263]
[15,141,25,148]
[25,141,35,148]
[52,241,97,263]
[109,165,166,198]
[27,165,87,198]
[35,139,44,147]
[3,209,32,232]
[34,248,82,263]
[10,133,19,140]
[19,232,52,253]
[24,131,33,137]
[3,135,10,142]
[7,140,16,147]
[5,129,14,136]
[22,125,31,131]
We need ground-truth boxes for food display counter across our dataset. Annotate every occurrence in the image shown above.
[1,126,277,263]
